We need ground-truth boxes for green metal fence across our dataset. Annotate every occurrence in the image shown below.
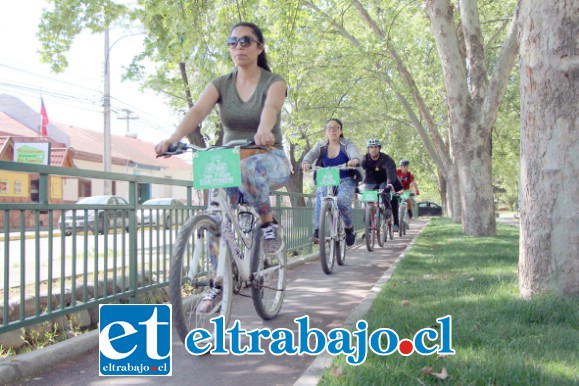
[0,160,364,335]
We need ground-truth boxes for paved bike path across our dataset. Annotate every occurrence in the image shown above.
[4,220,427,386]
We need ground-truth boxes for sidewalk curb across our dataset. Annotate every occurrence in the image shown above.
[0,329,99,384]
[0,252,321,385]
[293,223,425,386]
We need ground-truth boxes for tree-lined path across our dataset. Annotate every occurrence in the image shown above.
[21,221,427,385]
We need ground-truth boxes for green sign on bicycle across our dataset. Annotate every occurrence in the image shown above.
[193,148,241,189]
[316,168,341,186]
[361,190,378,202]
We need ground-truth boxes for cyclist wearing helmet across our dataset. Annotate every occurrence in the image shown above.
[361,139,403,231]
[397,159,420,219]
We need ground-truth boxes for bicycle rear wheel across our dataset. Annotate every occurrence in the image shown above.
[319,200,335,274]
[365,205,376,252]
[170,214,233,344]
[251,221,287,320]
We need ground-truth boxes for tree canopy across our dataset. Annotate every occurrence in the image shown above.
[37,0,520,215]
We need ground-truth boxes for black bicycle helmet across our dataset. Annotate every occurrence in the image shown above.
[400,159,410,166]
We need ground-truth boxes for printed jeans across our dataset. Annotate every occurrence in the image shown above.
[314,177,356,229]
[208,149,290,271]
[219,148,291,218]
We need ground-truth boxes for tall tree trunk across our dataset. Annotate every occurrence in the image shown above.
[455,119,496,234]
[286,142,307,206]
[425,0,516,235]
[518,0,579,297]
[438,170,448,215]
[448,162,462,222]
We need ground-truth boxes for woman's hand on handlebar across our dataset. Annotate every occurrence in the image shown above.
[347,159,359,168]
[302,163,311,173]
[155,139,180,157]
[254,130,275,147]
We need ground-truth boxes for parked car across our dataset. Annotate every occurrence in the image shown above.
[59,195,130,235]
[137,198,187,229]
[417,201,443,217]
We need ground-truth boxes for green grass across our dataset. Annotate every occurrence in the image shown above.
[320,218,578,385]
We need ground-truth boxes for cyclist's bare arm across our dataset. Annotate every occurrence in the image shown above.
[410,180,419,194]
[155,83,219,155]
[256,80,286,147]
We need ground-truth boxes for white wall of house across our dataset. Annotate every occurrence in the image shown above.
[62,178,78,201]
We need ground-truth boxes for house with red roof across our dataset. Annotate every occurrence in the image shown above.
[0,94,196,229]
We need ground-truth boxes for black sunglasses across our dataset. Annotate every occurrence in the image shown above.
[227,35,260,48]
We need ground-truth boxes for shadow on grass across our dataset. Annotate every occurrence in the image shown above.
[320,218,578,385]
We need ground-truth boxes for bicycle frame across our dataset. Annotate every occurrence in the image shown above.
[399,192,413,213]
[397,191,414,236]
[166,140,287,342]
[312,163,352,244]
[364,185,393,217]
[321,186,342,242]
[189,188,258,286]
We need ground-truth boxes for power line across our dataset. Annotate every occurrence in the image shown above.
[0,59,102,94]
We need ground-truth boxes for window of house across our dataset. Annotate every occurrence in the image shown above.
[30,178,39,202]
[79,179,91,197]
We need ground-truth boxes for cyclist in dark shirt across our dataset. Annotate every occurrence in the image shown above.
[361,139,403,231]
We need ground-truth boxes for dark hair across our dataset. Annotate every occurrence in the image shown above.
[230,22,271,72]
[326,118,344,138]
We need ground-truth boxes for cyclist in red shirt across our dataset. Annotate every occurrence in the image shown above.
[397,160,420,219]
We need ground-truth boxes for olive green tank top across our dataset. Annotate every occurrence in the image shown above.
[211,68,285,148]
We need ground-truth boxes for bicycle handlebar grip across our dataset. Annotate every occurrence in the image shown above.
[167,142,186,153]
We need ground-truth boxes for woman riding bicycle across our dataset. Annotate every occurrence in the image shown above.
[361,138,403,231]
[155,22,290,311]
[301,119,362,246]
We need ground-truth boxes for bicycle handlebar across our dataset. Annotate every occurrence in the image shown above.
[310,163,358,171]
[360,183,394,193]
[157,140,270,158]
[396,191,415,199]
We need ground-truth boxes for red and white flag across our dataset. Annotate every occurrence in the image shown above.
[39,97,49,137]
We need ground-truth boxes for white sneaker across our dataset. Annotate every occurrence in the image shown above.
[196,288,222,314]
[262,223,284,255]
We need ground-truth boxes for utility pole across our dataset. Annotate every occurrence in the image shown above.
[117,108,139,134]
[103,30,145,195]
[103,28,112,195]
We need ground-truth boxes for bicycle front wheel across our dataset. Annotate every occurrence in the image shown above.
[335,215,346,266]
[387,209,394,240]
[170,214,233,344]
[365,205,376,252]
[377,206,386,248]
[399,206,406,237]
[319,200,336,274]
[251,222,287,320]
